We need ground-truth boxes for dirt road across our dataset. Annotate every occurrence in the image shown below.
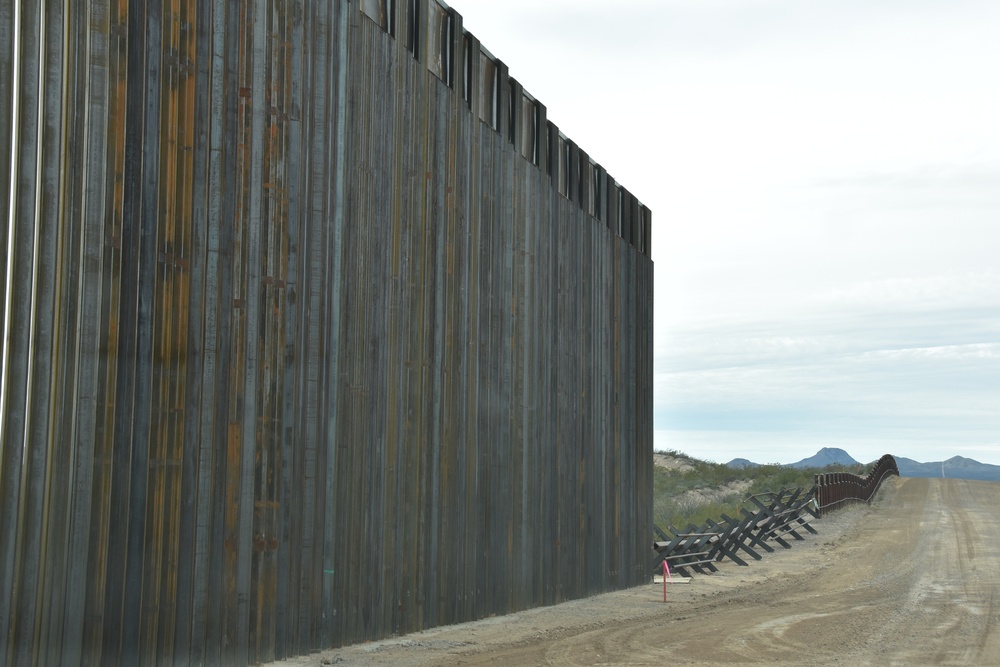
[272,477,1000,665]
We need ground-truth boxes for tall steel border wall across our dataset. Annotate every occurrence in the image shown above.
[0,1,653,665]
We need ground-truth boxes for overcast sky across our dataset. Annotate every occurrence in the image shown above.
[454,0,1000,466]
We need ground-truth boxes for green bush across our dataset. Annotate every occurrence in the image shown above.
[652,450,868,532]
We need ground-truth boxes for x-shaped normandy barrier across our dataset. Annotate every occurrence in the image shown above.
[653,455,900,579]
[652,487,818,577]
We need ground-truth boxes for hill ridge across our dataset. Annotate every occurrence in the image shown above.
[721,448,1000,482]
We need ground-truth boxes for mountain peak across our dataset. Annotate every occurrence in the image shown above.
[789,447,859,469]
[944,455,980,467]
[816,446,851,456]
[725,458,760,469]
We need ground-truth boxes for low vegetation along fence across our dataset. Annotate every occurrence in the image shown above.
[653,455,900,576]
[813,454,900,516]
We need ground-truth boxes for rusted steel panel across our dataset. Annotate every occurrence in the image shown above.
[33,3,76,664]
[0,0,12,366]
[81,2,126,664]
[59,1,110,663]
[1,2,42,664]
[1,2,652,665]
[172,0,210,662]
[813,455,898,516]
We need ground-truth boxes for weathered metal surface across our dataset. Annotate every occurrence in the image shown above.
[814,454,899,515]
[0,2,653,665]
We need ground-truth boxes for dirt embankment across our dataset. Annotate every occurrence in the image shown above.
[652,452,696,472]
[271,476,1000,666]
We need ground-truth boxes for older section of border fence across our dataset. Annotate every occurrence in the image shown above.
[0,2,653,665]
[814,454,899,515]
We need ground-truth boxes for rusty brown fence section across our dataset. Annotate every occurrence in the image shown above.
[0,1,653,665]
[814,455,899,515]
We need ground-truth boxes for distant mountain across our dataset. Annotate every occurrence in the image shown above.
[722,447,859,469]
[725,458,760,469]
[723,449,1000,482]
[895,455,1000,482]
[788,447,859,469]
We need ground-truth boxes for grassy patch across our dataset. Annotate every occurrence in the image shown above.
[652,449,868,531]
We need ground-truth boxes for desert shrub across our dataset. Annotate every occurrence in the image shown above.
[652,450,870,532]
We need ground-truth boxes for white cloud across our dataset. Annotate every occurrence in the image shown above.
[452,0,1000,466]
[858,343,1000,362]
[814,271,1000,309]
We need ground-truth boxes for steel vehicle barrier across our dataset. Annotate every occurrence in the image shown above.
[653,454,900,577]
[653,487,818,577]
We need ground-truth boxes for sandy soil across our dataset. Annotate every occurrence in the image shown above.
[674,478,754,507]
[269,476,1000,666]
[652,453,695,472]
